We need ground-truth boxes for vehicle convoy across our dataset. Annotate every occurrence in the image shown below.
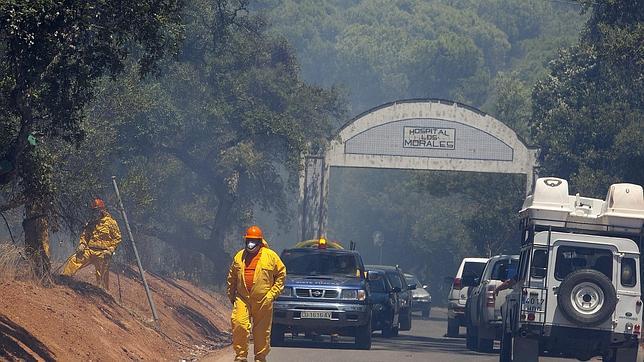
[500,178,644,362]
[465,254,519,352]
[366,265,415,332]
[271,238,373,349]
[405,273,432,319]
[447,257,489,337]
[366,269,401,337]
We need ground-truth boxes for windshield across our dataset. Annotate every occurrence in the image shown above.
[405,275,421,287]
[281,250,359,277]
[462,261,486,279]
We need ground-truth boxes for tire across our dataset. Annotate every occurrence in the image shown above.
[400,308,412,331]
[422,307,430,319]
[270,325,285,347]
[465,324,478,350]
[557,269,617,327]
[355,320,372,350]
[447,317,459,337]
[499,332,512,362]
[382,323,394,338]
[477,336,494,353]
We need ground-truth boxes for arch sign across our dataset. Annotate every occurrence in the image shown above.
[299,99,539,240]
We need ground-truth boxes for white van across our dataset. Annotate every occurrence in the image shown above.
[447,257,488,337]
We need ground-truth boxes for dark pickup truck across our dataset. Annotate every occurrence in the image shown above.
[271,244,372,349]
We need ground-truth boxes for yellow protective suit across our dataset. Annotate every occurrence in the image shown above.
[62,211,122,289]
[227,241,286,362]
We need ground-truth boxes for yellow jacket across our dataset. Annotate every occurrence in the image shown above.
[226,242,286,305]
[80,212,122,253]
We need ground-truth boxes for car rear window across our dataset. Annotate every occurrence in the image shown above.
[490,259,519,281]
[462,261,486,279]
[554,245,612,280]
[621,258,637,287]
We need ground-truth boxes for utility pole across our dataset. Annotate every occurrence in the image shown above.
[111,176,160,325]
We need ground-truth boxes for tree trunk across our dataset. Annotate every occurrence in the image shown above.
[23,201,50,278]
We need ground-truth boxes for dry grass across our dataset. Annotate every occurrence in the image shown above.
[0,243,27,282]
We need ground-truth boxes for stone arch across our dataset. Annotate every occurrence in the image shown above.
[299,99,538,240]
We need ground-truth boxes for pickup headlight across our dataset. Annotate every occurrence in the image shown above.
[280,287,292,297]
[341,289,366,301]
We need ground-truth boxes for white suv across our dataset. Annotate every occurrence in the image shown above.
[447,257,488,337]
[500,178,643,362]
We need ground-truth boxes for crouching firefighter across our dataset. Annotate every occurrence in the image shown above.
[227,225,286,362]
[62,198,122,290]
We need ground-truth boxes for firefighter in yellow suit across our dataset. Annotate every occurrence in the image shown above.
[227,225,286,362]
[62,198,122,290]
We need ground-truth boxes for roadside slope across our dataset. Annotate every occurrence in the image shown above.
[0,264,231,361]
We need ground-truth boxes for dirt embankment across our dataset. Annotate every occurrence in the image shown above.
[0,263,232,361]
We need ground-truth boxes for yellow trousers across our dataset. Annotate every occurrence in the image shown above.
[231,296,274,362]
[62,249,111,290]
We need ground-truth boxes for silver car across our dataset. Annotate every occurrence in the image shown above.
[404,273,432,319]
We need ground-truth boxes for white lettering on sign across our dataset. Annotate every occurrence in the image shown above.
[403,127,455,150]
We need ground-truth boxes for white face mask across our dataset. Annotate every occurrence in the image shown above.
[246,240,260,253]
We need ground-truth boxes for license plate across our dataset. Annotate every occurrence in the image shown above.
[301,311,333,319]
[523,297,544,312]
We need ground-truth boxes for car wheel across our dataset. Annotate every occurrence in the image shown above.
[392,326,399,337]
[499,332,512,362]
[422,307,430,319]
[270,325,285,347]
[382,323,394,338]
[399,308,412,331]
[557,269,617,326]
[355,319,372,350]
[446,317,459,337]
[465,323,477,350]
[477,335,494,353]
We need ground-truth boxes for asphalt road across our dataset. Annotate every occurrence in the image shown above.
[208,308,577,362]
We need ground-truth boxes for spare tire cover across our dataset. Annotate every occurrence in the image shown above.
[557,269,617,327]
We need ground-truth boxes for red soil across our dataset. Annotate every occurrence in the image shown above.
[0,264,232,361]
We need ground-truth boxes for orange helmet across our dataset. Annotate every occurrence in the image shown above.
[91,198,106,209]
[244,225,263,239]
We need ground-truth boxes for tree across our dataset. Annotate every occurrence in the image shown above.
[532,0,643,196]
[55,0,346,282]
[0,0,183,275]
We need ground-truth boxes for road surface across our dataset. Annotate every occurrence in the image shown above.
[205,308,585,361]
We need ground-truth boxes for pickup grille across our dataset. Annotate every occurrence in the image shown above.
[294,288,339,298]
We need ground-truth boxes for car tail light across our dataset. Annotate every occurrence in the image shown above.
[637,300,642,307]
[520,314,526,320]
[486,285,496,307]
[453,278,462,290]
[635,324,641,336]
[527,313,535,321]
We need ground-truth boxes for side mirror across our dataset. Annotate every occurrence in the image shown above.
[407,284,417,291]
[391,286,402,293]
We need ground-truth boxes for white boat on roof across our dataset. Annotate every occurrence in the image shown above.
[520,177,644,235]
